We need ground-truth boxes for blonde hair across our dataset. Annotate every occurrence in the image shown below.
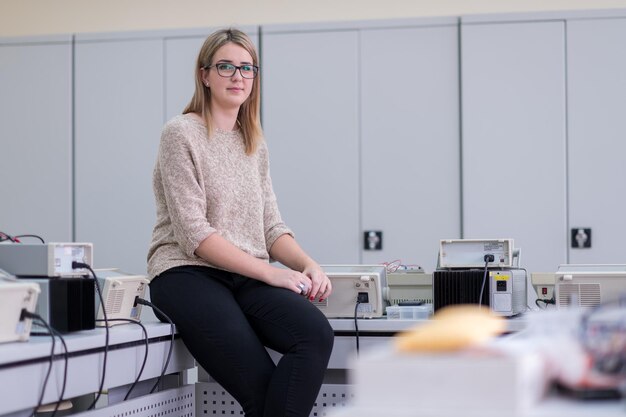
[183,28,262,155]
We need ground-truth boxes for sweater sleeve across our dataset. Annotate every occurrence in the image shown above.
[258,142,294,250]
[157,122,216,257]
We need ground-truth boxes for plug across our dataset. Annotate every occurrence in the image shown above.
[72,261,88,269]
[357,292,369,303]
[135,298,150,307]
[20,308,36,321]
[484,254,494,263]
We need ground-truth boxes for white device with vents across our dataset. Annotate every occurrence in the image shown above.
[532,264,626,308]
[0,276,40,343]
[387,267,433,305]
[439,239,516,268]
[314,265,387,318]
[95,269,149,326]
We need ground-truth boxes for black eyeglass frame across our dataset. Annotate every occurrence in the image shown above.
[203,63,259,79]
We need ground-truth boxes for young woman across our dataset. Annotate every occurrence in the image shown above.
[147,28,334,417]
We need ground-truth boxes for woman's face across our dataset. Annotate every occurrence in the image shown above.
[202,42,255,112]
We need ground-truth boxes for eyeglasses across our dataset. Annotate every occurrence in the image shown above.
[204,63,259,79]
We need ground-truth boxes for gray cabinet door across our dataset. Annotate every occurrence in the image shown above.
[0,38,73,243]
[567,18,626,264]
[75,38,163,274]
[360,24,461,271]
[261,29,360,264]
[461,21,567,273]
[165,35,207,121]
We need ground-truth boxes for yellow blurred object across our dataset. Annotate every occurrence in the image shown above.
[395,304,506,352]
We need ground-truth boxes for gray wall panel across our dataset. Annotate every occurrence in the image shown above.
[567,18,626,264]
[262,30,361,264]
[165,36,207,120]
[360,25,461,271]
[75,39,163,274]
[0,41,72,242]
[461,21,568,273]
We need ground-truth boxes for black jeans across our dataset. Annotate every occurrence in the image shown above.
[149,265,334,417]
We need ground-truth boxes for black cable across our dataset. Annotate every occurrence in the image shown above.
[135,298,175,394]
[22,311,56,417]
[535,296,556,309]
[72,261,109,410]
[354,301,361,356]
[478,255,493,307]
[31,324,69,417]
[96,318,149,400]
[14,234,45,243]
[47,326,68,417]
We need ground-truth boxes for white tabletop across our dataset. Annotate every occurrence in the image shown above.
[328,396,626,417]
[328,314,527,333]
[0,320,193,416]
[0,320,174,365]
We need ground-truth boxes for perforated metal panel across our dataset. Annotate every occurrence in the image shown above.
[106,289,125,314]
[73,386,194,417]
[558,283,602,308]
[196,382,354,416]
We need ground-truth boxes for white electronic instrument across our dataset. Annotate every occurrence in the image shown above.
[95,269,149,326]
[387,267,433,305]
[314,265,387,318]
[439,239,516,268]
[0,242,93,277]
[532,264,626,308]
[435,239,526,317]
[0,275,40,343]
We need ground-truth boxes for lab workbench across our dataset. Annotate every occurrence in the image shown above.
[0,315,530,417]
[0,315,421,417]
[196,316,529,415]
[0,321,195,417]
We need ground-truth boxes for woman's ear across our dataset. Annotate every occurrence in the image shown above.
[200,67,210,87]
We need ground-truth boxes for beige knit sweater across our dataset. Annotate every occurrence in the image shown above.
[147,114,293,280]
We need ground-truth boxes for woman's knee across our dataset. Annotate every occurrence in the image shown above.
[302,309,334,359]
[318,316,335,357]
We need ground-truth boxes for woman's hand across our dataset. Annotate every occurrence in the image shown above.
[266,235,332,300]
[266,267,313,295]
[302,263,332,302]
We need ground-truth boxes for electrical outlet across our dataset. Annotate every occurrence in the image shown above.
[571,228,592,248]
[364,231,382,250]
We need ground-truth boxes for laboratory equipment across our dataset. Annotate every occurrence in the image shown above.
[0,242,93,277]
[94,269,149,326]
[532,264,626,308]
[0,279,40,343]
[314,265,387,318]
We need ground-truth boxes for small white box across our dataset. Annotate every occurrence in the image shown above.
[385,304,432,320]
[350,344,546,413]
